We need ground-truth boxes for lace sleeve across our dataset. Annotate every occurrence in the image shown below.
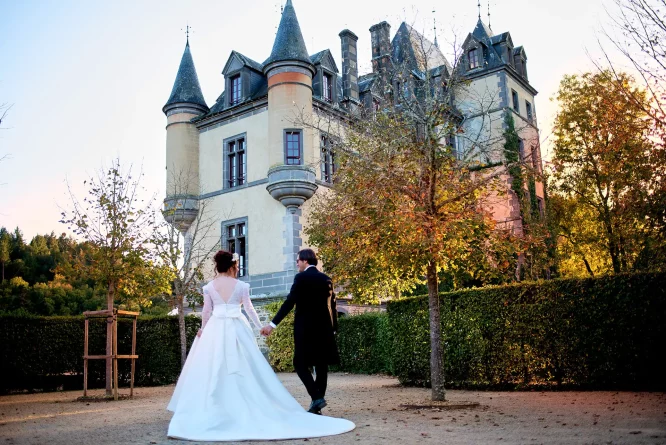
[241,283,262,329]
[201,286,213,331]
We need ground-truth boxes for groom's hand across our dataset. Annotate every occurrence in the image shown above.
[260,325,274,337]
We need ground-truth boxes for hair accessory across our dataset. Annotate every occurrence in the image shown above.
[232,253,240,263]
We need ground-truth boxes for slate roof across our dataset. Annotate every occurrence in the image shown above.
[391,23,452,74]
[309,50,328,65]
[164,41,208,111]
[358,73,377,93]
[472,18,493,41]
[264,0,311,67]
[234,52,264,72]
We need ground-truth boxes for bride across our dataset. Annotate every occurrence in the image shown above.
[167,250,355,441]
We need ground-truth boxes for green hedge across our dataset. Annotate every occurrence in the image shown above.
[0,315,200,393]
[265,302,393,375]
[389,272,666,390]
[4,272,664,393]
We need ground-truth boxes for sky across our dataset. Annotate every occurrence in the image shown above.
[0,0,623,239]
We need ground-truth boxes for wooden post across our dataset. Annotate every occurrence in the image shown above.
[113,312,118,401]
[83,318,89,397]
[131,317,137,397]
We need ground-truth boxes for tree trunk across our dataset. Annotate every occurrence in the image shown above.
[582,257,595,277]
[426,260,446,401]
[106,282,115,396]
[177,295,187,369]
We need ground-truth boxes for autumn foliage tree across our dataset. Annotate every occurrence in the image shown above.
[301,30,521,401]
[551,71,666,274]
[60,159,173,395]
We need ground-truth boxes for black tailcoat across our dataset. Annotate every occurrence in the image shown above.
[271,267,340,366]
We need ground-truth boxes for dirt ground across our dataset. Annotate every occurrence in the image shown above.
[0,373,664,445]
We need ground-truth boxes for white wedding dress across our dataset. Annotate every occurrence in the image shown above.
[167,278,355,441]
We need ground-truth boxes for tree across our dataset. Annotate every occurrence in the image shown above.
[551,71,665,274]
[153,168,221,368]
[299,27,520,401]
[0,230,10,283]
[602,0,666,130]
[548,193,613,277]
[59,159,172,395]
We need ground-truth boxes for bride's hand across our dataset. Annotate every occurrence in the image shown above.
[197,329,202,338]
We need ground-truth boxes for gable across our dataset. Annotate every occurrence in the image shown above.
[222,52,245,75]
[311,49,339,73]
[320,51,339,73]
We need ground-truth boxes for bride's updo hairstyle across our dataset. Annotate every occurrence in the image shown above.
[213,250,237,274]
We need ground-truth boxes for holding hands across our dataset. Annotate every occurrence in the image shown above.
[260,325,274,337]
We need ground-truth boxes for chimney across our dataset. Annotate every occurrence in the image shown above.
[369,21,391,74]
[339,29,360,109]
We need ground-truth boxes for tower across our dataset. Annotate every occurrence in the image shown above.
[263,0,317,214]
[162,39,209,233]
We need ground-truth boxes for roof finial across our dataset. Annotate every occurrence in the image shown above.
[433,9,439,48]
[487,0,492,31]
[182,23,191,44]
[478,0,481,20]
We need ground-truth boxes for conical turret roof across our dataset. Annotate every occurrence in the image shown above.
[264,0,311,68]
[164,41,208,112]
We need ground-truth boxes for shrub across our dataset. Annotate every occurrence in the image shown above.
[264,302,295,372]
[388,272,666,390]
[265,301,393,374]
[0,314,201,393]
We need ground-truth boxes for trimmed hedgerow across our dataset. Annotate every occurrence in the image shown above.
[389,272,666,390]
[0,315,200,393]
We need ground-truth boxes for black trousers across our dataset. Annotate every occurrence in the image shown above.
[294,360,329,401]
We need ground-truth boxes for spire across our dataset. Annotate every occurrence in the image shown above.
[487,0,492,32]
[433,11,439,48]
[264,0,311,68]
[164,40,208,113]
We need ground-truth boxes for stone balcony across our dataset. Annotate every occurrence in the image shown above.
[162,195,199,232]
[266,165,318,213]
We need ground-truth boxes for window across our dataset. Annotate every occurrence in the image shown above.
[323,73,333,102]
[447,134,463,160]
[226,136,246,188]
[225,221,247,277]
[518,139,525,163]
[230,74,242,105]
[512,90,519,112]
[285,130,302,165]
[468,48,480,69]
[526,101,533,122]
[320,134,337,183]
[531,145,540,171]
[537,197,545,218]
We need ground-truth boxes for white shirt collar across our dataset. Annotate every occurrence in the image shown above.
[305,265,317,271]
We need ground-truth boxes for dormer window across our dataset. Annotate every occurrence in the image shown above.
[469,48,480,69]
[323,73,333,102]
[230,74,242,105]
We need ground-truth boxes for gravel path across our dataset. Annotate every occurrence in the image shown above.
[1,373,664,444]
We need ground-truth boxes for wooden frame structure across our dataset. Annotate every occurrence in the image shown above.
[83,309,139,400]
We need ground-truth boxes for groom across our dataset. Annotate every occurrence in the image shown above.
[260,249,339,415]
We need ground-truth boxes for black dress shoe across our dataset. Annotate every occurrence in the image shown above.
[308,398,327,413]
